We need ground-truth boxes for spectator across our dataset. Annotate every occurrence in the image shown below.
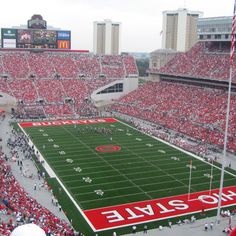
[143,225,148,233]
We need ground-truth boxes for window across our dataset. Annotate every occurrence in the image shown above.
[97,83,123,94]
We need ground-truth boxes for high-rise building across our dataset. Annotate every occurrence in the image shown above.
[93,19,121,55]
[162,8,203,52]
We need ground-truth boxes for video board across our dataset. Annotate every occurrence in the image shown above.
[17,29,57,48]
[17,29,32,44]
[33,30,57,44]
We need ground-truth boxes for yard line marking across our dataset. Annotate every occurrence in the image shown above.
[61,169,118,178]
[79,178,236,208]
[70,171,227,194]
[74,185,140,196]
[70,179,131,190]
[60,162,223,181]
[117,119,236,178]
[61,125,153,200]
[58,158,207,172]
[79,192,147,204]
[102,139,196,192]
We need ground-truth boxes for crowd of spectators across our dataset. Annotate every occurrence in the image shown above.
[112,81,236,153]
[8,79,37,103]
[35,79,65,103]
[19,106,45,119]
[2,52,29,79]
[76,56,100,78]
[100,55,125,78]
[0,50,137,118]
[0,78,110,117]
[155,42,236,82]
[52,55,78,79]
[0,149,75,235]
[0,54,4,75]
[0,79,11,94]
[0,51,138,79]
[28,54,55,79]
[123,55,139,76]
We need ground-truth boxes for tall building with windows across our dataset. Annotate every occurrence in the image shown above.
[93,19,121,55]
[162,8,203,52]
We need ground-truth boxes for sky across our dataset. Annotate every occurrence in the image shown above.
[0,0,234,52]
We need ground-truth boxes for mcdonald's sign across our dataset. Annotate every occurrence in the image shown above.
[57,40,70,49]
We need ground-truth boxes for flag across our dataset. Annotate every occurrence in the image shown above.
[230,0,236,65]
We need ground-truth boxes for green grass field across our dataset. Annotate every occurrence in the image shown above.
[19,118,236,235]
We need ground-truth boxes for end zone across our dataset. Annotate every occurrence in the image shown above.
[19,118,118,127]
[83,186,236,231]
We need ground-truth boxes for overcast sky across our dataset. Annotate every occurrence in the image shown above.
[0,0,234,52]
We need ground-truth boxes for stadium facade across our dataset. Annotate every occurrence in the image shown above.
[197,16,233,42]
[149,48,179,73]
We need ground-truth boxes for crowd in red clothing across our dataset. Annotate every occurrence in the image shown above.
[0,151,75,236]
[154,42,236,82]
[100,55,125,78]
[0,51,138,79]
[0,78,110,117]
[112,81,236,153]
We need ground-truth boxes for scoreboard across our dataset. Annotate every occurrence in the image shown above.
[1,28,71,49]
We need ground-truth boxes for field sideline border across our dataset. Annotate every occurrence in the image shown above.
[17,118,236,233]
[17,123,97,232]
[117,118,236,178]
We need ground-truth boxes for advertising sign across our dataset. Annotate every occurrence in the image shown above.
[57,40,70,49]
[57,31,71,40]
[2,28,17,39]
[3,38,16,48]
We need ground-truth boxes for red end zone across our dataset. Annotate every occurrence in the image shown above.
[84,186,236,231]
[19,118,118,127]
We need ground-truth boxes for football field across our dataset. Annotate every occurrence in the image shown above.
[18,118,236,233]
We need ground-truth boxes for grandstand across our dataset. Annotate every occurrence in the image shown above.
[0,50,138,79]
[0,50,138,118]
[150,41,236,83]
[0,18,236,236]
